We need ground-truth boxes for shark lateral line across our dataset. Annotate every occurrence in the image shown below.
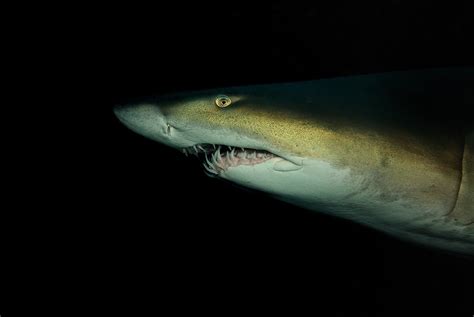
[115,68,474,255]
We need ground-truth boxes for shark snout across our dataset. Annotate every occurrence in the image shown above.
[114,103,153,125]
[113,104,132,124]
[114,103,169,140]
[114,103,194,149]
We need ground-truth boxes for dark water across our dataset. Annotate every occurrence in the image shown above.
[106,3,473,316]
[21,2,472,316]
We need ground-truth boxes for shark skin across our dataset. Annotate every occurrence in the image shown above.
[114,68,474,255]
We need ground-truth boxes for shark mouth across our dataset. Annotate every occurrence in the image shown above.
[182,144,276,176]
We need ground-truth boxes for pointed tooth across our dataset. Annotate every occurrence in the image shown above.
[214,150,224,168]
[212,144,216,149]
[204,162,217,175]
[203,169,217,178]
[226,151,231,163]
[205,153,213,166]
[204,153,218,174]
[198,145,205,152]
[230,148,235,159]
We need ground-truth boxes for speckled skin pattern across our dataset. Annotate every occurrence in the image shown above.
[116,68,473,255]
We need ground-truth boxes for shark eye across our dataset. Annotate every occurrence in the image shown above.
[215,95,232,108]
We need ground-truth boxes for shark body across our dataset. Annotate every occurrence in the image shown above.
[114,68,474,255]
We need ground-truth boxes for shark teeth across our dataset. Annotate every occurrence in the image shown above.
[204,153,218,175]
[181,143,276,176]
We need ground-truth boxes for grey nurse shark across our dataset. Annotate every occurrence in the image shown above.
[114,68,474,255]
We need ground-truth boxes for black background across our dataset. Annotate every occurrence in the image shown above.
[6,1,474,316]
[103,2,473,316]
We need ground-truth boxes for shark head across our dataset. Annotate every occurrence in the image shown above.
[113,86,318,200]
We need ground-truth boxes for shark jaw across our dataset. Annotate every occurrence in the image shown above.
[182,144,276,177]
[181,143,303,178]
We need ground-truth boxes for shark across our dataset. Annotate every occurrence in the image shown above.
[114,68,474,255]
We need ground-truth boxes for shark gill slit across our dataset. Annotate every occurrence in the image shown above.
[445,134,466,219]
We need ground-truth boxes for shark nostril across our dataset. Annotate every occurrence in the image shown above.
[166,123,178,136]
